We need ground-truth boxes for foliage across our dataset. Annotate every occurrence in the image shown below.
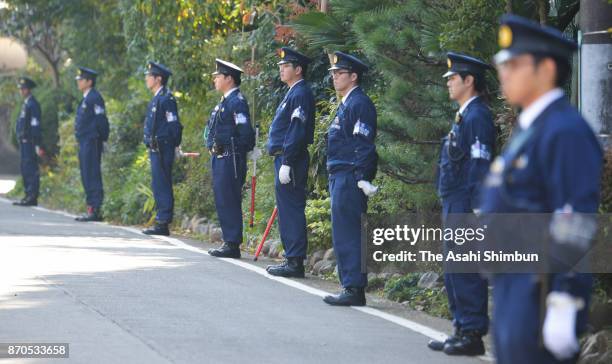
[0,0,68,86]
[38,115,84,212]
[305,195,331,252]
[1,0,610,322]
[1,59,63,158]
[384,273,451,319]
[1,0,604,259]
[595,149,612,311]
[290,0,505,211]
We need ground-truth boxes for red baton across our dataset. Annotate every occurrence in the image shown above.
[181,152,200,157]
[254,206,278,261]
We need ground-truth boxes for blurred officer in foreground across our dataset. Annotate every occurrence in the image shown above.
[13,77,43,207]
[205,59,255,258]
[428,53,495,356]
[74,67,109,221]
[480,14,603,364]
[323,52,378,306]
[265,47,315,277]
[142,62,183,236]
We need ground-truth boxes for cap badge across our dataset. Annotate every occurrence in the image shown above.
[498,25,513,48]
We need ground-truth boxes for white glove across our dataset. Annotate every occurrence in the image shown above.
[357,180,378,197]
[247,147,262,162]
[175,147,182,158]
[278,165,291,184]
[543,292,582,360]
[35,145,42,157]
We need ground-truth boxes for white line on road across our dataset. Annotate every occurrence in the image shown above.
[0,196,494,361]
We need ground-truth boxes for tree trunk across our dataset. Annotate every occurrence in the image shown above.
[50,61,60,89]
[31,46,61,88]
[320,0,328,13]
[579,0,612,146]
[537,0,548,25]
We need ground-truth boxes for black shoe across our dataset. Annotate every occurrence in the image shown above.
[267,257,305,278]
[208,243,241,259]
[323,287,366,306]
[443,331,485,356]
[142,222,170,236]
[428,328,461,351]
[13,196,37,206]
[75,207,102,222]
[266,259,288,271]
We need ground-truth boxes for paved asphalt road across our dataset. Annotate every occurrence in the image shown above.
[0,198,487,364]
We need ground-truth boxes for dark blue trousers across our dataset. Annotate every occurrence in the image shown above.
[329,171,367,288]
[212,152,247,246]
[78,138,104,209]
[274,151,308,258]
[19,141,39,198]
[442,198,489,334]
[149,142,175,223]
[493,273,589,364]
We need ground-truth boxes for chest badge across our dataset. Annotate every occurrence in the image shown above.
[454,112,462,124]
[330,116,341,130]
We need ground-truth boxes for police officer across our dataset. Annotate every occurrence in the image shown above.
[428,53,495,356]
[480,14,603,363]
[265,48,315,277]
[323,52,378,306]
[206,59,255,258]
[74,67,109,222]
[142,62,183,236]
[13,77,42,207]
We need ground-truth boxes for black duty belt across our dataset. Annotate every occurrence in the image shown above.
[210,144,241,159]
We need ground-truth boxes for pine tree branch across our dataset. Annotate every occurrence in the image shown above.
[555,1,580,31]
[382,168,433,185]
